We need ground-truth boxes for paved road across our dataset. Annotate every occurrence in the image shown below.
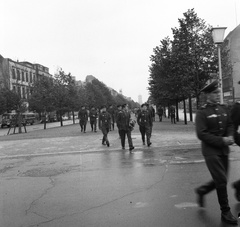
[1,117,240,227]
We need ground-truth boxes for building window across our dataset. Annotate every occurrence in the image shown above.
[17,86,21,97]
[22,71,25,81]
[26,72,29,82]
[30,72,32,83]
[12,68,16,79]
[22,87,26,99]
[17,70,20,80]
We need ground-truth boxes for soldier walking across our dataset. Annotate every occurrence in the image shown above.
[98,105,111,147]
[116,104,134,152]
[78,105,88,133]
[194,80,238,225]
[157,106,164,122]
[89,106,98,132]
[108,104,115,131]
[170,105,176,124]
[137,103,152,146]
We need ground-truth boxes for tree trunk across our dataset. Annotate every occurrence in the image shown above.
[183,98,187,125]
[189,96,193,122]
[176,99,179,122]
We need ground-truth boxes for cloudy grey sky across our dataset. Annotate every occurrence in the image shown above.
[1,0,239,102]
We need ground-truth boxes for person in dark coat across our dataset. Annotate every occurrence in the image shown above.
[170,106,176,124]
[194,80,237,225]
[108,104,115,131]
[157,106,164,122]
[98,105,111,147]
[137,103,152,146]
[116,104,134,152]
[78,105,88,133]
[89,106,98,132]
[116,104,122,138]
[230,99,240,202]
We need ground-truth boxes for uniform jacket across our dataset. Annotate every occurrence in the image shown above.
[195,103,234,156]
[116,110,131,131]
[78,109,88,121]
[89,109,98,121]
[230,102,240,146]
[98,111,111,129]
[137,110,152,127]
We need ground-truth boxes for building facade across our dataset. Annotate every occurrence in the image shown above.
[0,55,52,99]
[223,24,240,103]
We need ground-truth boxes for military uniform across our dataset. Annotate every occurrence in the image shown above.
[137,107,152,146]
[108,106,115,131]
[89,108,98,132]
[230,102,240,201]
[78,107,88,133]
[195,80,237,225]
[116,104,134,151]
[98,108,111,146]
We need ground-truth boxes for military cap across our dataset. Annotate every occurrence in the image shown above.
[122,104,127,108]
[117,104,122,108]
[141,103,147,107]
[200,80,219,93]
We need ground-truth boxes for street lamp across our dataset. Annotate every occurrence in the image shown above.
[211,26,227,104]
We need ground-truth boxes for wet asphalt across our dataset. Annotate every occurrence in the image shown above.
[0,116,240,227]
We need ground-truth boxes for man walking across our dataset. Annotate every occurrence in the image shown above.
[194,80,238,225]
[137,103,152,146]
[157,106,164,122]
[98,105,111,147]
[108,104,115,131]
[78,105,88,133]
[116,104,134,152]
[89,106,98,132]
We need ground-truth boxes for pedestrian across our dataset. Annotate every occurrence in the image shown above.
[98,105,111,147]
[157,106,164,122]
[230,97,240,202]
[116,104,134,152]
[89,106,98,132]
[194,80,238,225]
[170,105,176,124]
[78,105,88,133]
[116,104,122,139]
[146,103,153,138]
[108,104,115,131]
[137,103,152,146]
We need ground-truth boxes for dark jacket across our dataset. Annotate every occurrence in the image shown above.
[230,102,240,146]
[195,103,234,156]
[137,110,152,127]
[89,109,98,121]
[78,109,88,121]
[98,111,111,129]
[116,110,131,131]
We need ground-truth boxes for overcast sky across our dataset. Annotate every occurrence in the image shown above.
[1,0,240,102]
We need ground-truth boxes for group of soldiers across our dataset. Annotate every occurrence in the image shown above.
[77,103,155,152]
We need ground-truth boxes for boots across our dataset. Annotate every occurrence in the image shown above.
[195,181,215,207]
[216,187,238,225]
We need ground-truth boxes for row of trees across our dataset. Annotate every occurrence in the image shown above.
[0,69,139,128]
[148,9,231,123]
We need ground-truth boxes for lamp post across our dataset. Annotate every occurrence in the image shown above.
[211,26,227,104]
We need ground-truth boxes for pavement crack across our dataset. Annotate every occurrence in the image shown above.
[25,177,55,217]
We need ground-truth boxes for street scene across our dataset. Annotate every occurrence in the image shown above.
[1,115,240,227]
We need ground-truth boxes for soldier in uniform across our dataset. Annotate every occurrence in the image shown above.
[108,104,115,131]
[116,104,122,138]
[98,105,111,147]
[78,105,88,133]
[194,80,238,225]
[116,104,134,152]
[230,96,240,202]
[137,103,152,146]
[89,106,98,132]
[170,105,176,124]
[157,106,164,122]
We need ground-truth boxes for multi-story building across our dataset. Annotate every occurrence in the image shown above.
[0,55,52,99]
[223,24,240,103]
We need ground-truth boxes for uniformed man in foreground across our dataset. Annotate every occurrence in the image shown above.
[194,80,238,225]
[98,105,111,147]
[78,105,88,133]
